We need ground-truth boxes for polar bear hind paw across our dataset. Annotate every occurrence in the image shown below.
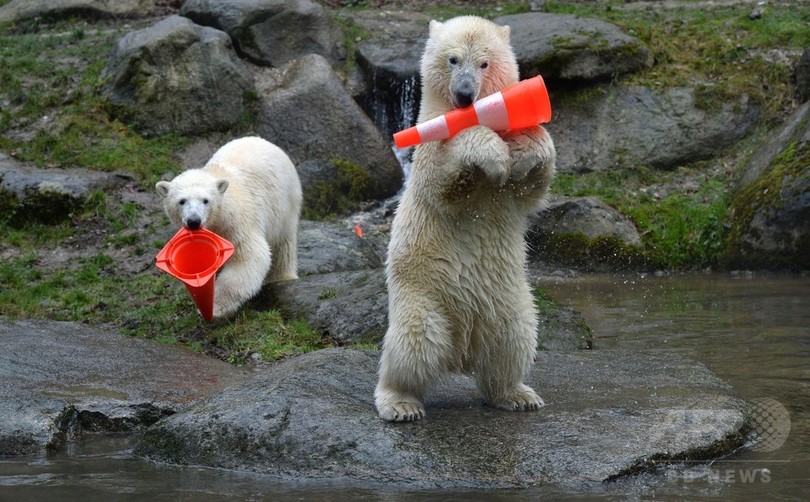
[489,384,545,411]
[377,398,426,422]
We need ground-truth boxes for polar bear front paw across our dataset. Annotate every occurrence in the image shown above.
[376,395,426,422]
[488,384,545,412]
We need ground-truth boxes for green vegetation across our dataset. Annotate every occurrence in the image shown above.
[0,19,190,185]
[0,205,330,362]
[543,1,808,123]
[551,165,732,269]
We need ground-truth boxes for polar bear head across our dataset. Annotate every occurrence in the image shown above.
[155,169,229,231]
[420,16,519,111]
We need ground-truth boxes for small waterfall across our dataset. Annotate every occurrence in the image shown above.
[392,75,418,177]
[362,70,420,178]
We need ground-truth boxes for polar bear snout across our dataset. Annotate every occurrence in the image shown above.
[181,200,208,230]
[453,79,478,108]
[184,215,202,230]
[451,76,477,108]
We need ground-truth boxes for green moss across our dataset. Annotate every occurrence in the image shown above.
[318,288,338,300]
[532,287,558,316]
[723,139,810,269]
[542,1,805,123]
[209,311,329,364]
[538,232,648,270]
[554,85,607,110]
[302,159,373,220]
[2,185,80,226]
[551,162,735,269]
[333,14,369,75]
[0,19,189,185]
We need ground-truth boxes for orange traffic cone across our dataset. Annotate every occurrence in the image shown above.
[393,74,552,149]
[155,227,235,321]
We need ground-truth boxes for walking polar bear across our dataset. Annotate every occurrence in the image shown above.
[375,16,557,421]
[156,136,302,319]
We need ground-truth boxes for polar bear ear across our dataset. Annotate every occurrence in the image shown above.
[216,179,229,194]
[155,180,171,198]
[497,24,511,42]
[429,20,444,37]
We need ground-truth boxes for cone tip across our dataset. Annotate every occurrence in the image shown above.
[393,127,421,149]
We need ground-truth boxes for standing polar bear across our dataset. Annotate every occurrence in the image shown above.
[375,16,557,421]
[156,136,302,319]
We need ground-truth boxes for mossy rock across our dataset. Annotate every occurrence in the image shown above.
[534,287,593,351]
[532,232,650,271]
[722,138,810,270]
[300,159,374,220]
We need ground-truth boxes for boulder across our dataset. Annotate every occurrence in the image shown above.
[494,12,653,81]
[100,15,255,137]
[527,196,645,270]
[0,320,247,455]
[180,0,344,67]
[530,196,642,246]
[552,85,761,173]
[295,220,384,277]
[724,102,810,270]
[256,54,403,202]
[0,152,131,225]
[257,269,388,346]
[0,0,153,24]
[135,348,748,488]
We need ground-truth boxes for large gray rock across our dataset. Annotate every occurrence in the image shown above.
[257,269,388,346]
[530,196,642,247]
[494,13,653,81]
[526,196,645,270]
[295,220,384,277]
[0,320,247,455]
[100,15,255,137]
[0,0,153,24]
[135,348,748,488]
[0,152,131,225]
[552,85,761,172]
[724,102,810,270]
[180,0,344,67]
[256,54,403,202]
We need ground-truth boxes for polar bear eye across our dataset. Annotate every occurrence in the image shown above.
[480,62,489,69]
[203,198,209,205]
[179,198,186,206]
[449,56,458,65]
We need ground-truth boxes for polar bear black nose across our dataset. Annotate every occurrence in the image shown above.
[185,216,202,230]
[454,89,475,108]
[453,78,476,108]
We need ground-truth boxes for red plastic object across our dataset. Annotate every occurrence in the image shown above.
[393,74,552,149]
[155,227,235,321]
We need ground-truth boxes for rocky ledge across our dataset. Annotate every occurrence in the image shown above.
[135,348,748,488]
[0,319,248,455]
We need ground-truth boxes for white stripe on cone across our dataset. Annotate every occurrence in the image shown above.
[473,92,509,131]
[415,114,451,143]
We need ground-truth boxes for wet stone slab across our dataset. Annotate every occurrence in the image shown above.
[135,348,749,489]
[0,320,248,455]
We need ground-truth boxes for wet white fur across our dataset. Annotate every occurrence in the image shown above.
[156,136,302,319]
[375,16,557,422]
